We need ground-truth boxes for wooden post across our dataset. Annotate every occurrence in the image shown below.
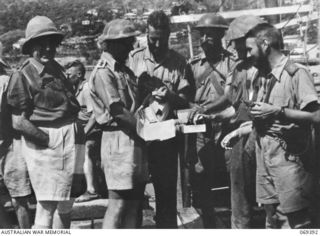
[187,24,193,58]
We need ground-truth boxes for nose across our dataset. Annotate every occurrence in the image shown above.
[201,33,207,42]
[247,50,252,58]
[43,41,52,51]
[155,40,160,48]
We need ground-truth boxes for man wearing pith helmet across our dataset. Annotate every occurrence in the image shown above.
[6,16,81,229]
[88,19,148,228]
[186,12,234,228]
[220,15,267,229]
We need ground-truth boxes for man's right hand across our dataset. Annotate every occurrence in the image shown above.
[221,130,239,150]
[187,104,205,124]
[12,113,50,147]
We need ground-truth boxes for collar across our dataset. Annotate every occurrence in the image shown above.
[75,79,86,96]
[29,58,45,75]
[101,52,120,71]
[267,55,288,82]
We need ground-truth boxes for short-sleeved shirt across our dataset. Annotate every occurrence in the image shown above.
[187,51,235,145]
[6,58,79,126]
[75,80,93,122]
[226,61,259,125]
[188,51,235,107]
[89,52,138,126]
[256,55,318,132]
[255,55,318,152]
[128,46,190,107]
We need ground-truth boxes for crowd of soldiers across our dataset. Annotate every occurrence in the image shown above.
[0,9,319,229]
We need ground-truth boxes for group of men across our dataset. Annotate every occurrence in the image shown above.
[0,8,319,230]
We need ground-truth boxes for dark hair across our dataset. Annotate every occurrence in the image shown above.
[66,60,86,77]
[246,23,283,50]
[147,10,170,31]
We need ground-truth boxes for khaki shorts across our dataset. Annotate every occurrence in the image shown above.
[22,122,85,201]
[101,129,148,190]
[255,135,312,213]
[2,138,31,198]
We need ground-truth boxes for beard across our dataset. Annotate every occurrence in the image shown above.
[253,46,268,69]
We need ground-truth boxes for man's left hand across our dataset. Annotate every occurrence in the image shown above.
[250,102,281,119]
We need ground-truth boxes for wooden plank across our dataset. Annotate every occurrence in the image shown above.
[71,199,108,220]
[171,5,312,23]
[275,13,318,29]
[177,207,203,229]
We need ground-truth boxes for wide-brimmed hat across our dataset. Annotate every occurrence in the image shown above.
[22,15,64,55]
[98,19,140,43]
[225,15,267,41]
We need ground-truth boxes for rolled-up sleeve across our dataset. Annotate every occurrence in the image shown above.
[94,69,121,110]
[6,71,32,114]
[293,69,318,110]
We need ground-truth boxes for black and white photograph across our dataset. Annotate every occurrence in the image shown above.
[0,0,320,232]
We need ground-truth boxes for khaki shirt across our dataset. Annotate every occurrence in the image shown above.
[188,51,235,107]
[255,55,318,153]
[257,55,318,110]
[89,52,138,126]
[6,58,79,125]
[188,51,235,143]
[75,80,93,122]
[226,61,259,125]
[128,46,190,107]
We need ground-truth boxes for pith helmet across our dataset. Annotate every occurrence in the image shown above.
[22,16,64,55]
[225,15,267,41]
[194,13,228,30]
[98,19,140,43]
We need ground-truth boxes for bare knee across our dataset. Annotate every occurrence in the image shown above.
[108,199,127,215]
[11,197,29,210]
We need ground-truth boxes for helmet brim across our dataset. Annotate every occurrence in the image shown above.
[98,31,140,43]
[193,25,228,30]
[22,31,64,55]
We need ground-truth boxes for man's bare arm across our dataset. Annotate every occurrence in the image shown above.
[12,112,49,147]
[203,84,232,114]
[251,101,320,124]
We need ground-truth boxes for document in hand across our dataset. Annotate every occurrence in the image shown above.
[136,118,176,141]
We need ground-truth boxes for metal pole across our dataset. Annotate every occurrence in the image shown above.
[187,24,193,58]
